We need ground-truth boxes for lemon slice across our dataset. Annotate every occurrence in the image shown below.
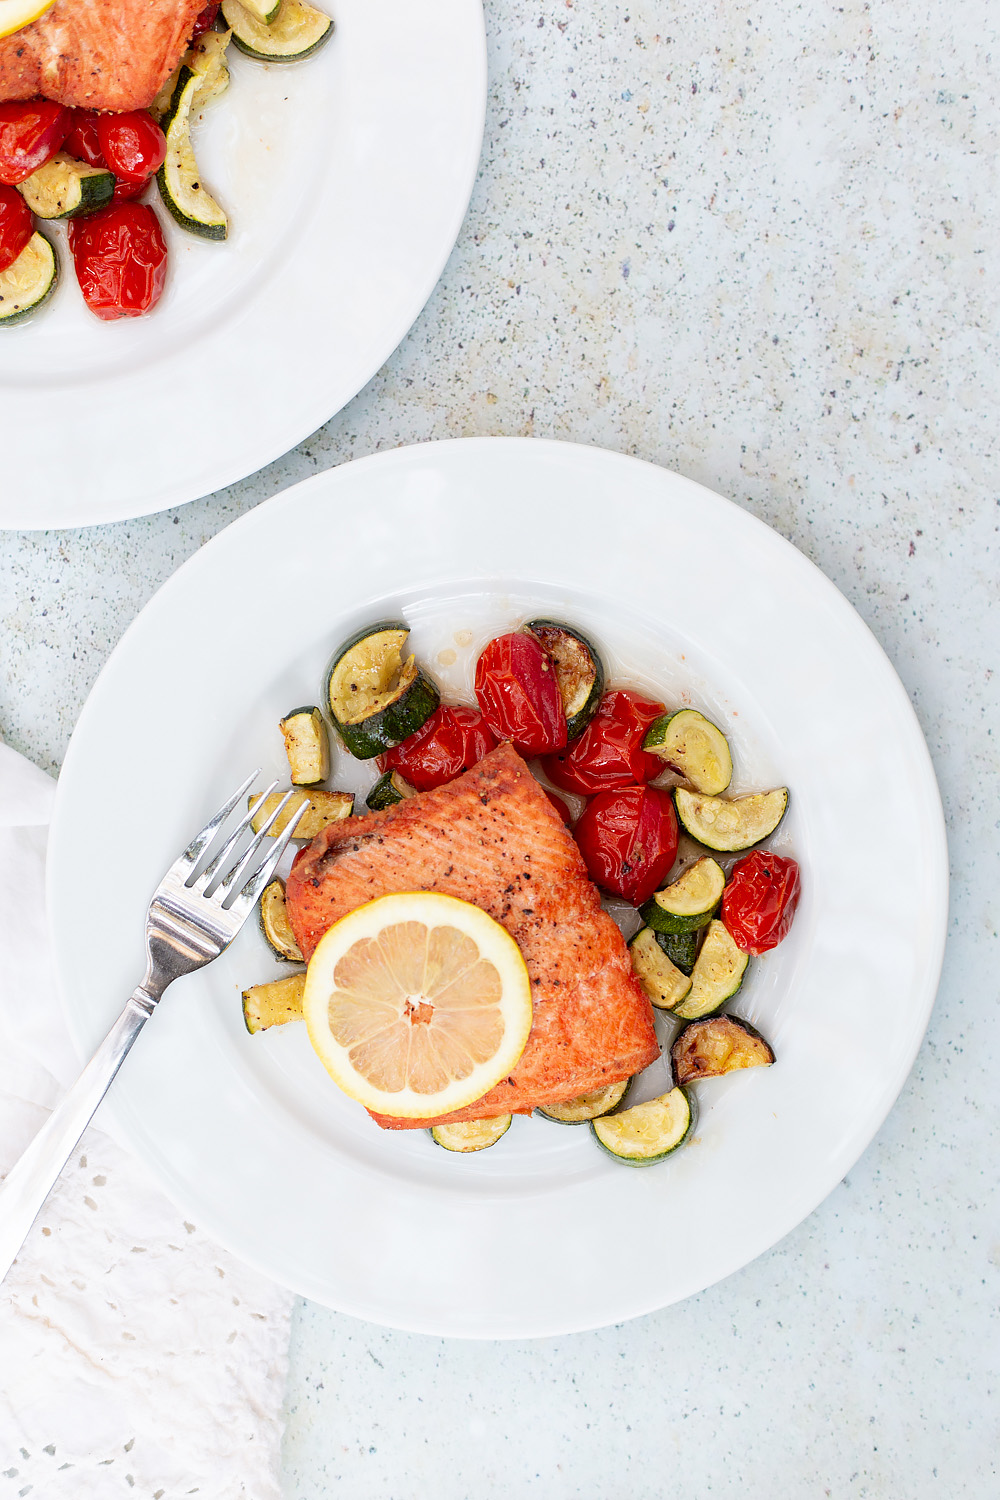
[0,0,54,41]
[303,892,533,1118]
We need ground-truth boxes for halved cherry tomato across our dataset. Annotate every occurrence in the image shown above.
[721,851,801,954]
[543,788,573,824]
[96,112,166,183]
[68,203,168,320]
[0,101,70,186]
[190,0,221,38]
[574,785,678,906]
[379,705,498,792]
[0,184,33,274]
[541,690,663,795]
[64,110,153,202]
[474,632,567,756]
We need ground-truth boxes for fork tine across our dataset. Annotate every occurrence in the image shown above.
[216,786,303,899]
[228,798,312,915]
[172,768,262,876]
[190,778,280,891]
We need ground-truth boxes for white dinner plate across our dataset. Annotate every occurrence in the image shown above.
[0,1,485,530]
[48,438,948,1337]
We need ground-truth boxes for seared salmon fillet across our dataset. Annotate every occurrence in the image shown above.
[286,742,660,1129]
[0,0,205,112]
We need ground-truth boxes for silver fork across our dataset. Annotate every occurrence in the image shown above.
[0,771,309,1284]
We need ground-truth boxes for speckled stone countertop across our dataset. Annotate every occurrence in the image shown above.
[2,0,998,1495]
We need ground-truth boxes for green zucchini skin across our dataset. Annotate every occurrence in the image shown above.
[655,929,699,975]
[156,66,228,240]
[366,770,416,811]
[525,619,605,740]
[590,1088,696,1165]
[325,621,440,760]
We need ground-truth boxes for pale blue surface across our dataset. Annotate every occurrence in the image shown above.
[1,0,997,1494]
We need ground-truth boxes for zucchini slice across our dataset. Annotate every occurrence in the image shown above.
[151,28,232,121]
[628,927,692,1010]
[430,1116,512,1152]
[259,878,303,961]
[643,709,733,795]
[280,706,329,786]
[671,919,749,1020]
[672,1015,774,1084]
[537,1078,631,1123]
[231,0,280,24]
[0,232,58,327]
[156,65,228,240]
[325,622,440,760]
[222,0,333,61]
[18,152,114,220]
[525,620,604,740]
[591,1088,695,1165]
[675,786,788,853]
[249,788,353,838]
[656,928,700,976]
[640,856,725,935]
[366,769,417,812]
[242,971,306,1033]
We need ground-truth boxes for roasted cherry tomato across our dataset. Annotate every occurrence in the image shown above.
[0,184,33,274]
[474,632,567,756]
[96,111,166,183]
[574,785,678,906]
[541,689,663,795]
[63,109,105,167]
[190,0,221,38]
[543,788,573,824]
[64,110,153,202]
[0,101,70,186]
[721,851,801,954]
[379,705,498,791]
[69,203,168,320]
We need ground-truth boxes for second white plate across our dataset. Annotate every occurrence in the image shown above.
[0,0,485,529]
[48,439,948,1336]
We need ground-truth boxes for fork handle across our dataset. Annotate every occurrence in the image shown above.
[0,991,155,1285]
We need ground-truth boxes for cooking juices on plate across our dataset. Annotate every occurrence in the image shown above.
[240,618,801,1165]
[0,0,331,324]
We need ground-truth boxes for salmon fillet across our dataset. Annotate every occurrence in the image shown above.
[0,0,205,112]
[285,742,660,1129]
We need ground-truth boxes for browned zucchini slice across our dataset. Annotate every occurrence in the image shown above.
[242,972,306,1033]
[671,1015,774,1084]
[280,705,330,785]
[259,878,303,961]
[525,620,604,739]
[249,788,353,837]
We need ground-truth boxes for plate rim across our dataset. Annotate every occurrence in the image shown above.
[48,437,950,1335]
[0,3,487,532]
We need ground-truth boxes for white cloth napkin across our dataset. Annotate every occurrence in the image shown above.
[0,744,293,1498]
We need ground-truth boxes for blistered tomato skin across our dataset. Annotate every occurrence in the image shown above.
[722,851,801,954]
[96,112,167,183]
[474,633,567,756]
[0,184,33,274]
[574,785,679,906]
[541,690,664,795]
[190,0,222,38]
[64,110,153,202]
[69,203,168,320]
[379,706,498,792]
[0,101,71,186]
[63,109,105,167]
